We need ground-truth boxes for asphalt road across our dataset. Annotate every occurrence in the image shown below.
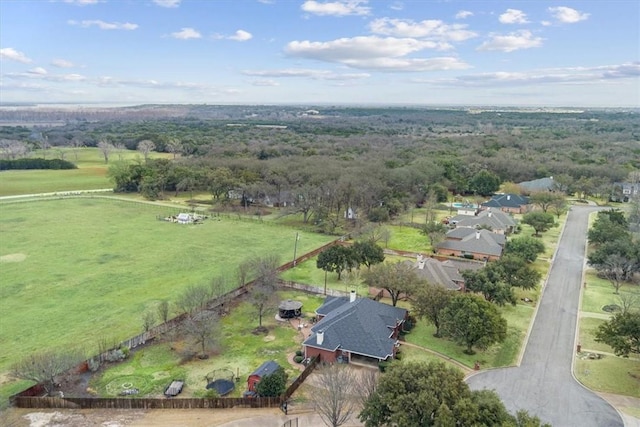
[466,206,623,427]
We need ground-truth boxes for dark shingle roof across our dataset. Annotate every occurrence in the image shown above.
[250,360,280,378]
[518,177,555,192]
[303,297,407,360]
[407,258,461,291]
[438,228,504,257]
[482,194,529,209]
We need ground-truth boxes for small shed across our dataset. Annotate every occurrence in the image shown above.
[278,300,303,319]
[247,360,280,392]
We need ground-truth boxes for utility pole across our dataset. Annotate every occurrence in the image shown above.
[293,232,299,266]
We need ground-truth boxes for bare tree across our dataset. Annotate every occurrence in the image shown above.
[314,364,358,427]
[176,284,210,317]
[70,138,83,161]
[114,143,126,161]
[97,140,115,163]
[617,293,639,315]
[166,138,183,159]
[182,313,219,358]
[137,139,156,162]
[210,275,229,315]
[248,254,280,329]
[157,300,170,323]
[142,310,156,332]
[354,368,379,409]
[11,349,84,394]
[0,139,29,159]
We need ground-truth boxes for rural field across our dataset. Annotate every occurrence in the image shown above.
[0,147,171,196]
[0,197,334,403]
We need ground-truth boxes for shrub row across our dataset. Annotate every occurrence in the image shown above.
[0,158,77,170]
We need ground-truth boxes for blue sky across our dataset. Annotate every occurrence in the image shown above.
[1,0,638,107]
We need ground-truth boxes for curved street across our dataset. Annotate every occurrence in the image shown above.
[466,206,623,426]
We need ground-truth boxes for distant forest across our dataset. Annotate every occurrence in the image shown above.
[1,105,638,228]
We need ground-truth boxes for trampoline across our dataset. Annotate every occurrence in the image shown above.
[205,369,236,396]
[206,379,235,396]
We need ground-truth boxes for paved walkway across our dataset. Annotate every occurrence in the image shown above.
[466,206,625,426]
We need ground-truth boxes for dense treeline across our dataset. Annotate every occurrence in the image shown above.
[0,158,77,170]
[1,106,638,219]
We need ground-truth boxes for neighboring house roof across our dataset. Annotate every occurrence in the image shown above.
[442,258,486,273]
[438,228,505,257]
[304,296,407,360]
[455,209,516,231]
[250,360,280,378]
[519,177,555,192]
[482,194,529,210]
[405,257,462,290]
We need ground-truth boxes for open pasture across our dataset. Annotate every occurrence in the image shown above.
[0,147,172,196]
[0,197,333,377]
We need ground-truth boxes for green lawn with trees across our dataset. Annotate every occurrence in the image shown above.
[0,198,333,402]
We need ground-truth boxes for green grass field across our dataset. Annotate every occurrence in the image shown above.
[0,147,171,196]
[91,290,323,398]
[575,267,640,397]
[0,198,334,381]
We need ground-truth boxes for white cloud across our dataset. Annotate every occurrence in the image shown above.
[250,79,280,86]
[455,10,473,19]
[27,67,48,75]
[548,6,589,24]
[5,70,86,82]
[301,0,370,17]
[285,36,469,71]
[390,2,403,11]
[68,20,138,30]
[422,62,640,87]
[153,0,181,7]
[51,59,75,68]
[170,27,201,39]
[499,9,529,24]
[242,68,370,80]
[477,30,543,52]
[0,47,32,63]
[369,18,477,42]
[228,30,253,42]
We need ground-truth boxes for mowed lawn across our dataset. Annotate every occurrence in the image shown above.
[0,198,334,376]
[0,147,172,196]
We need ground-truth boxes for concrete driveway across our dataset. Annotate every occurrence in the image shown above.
[466,206,623,427]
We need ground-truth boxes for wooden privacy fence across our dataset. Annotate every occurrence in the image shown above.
[14,396,284,410]
[14,357,320,410]
[10,232,334,406]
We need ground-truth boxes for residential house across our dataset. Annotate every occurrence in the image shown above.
[303,292,407,364]
[436,228,505,261]
[481,193,530,214]
[406,255,483,291]
[612,182,640,202]
[518,177,555,194]
[247,360,281,392]
[451,208,517,235]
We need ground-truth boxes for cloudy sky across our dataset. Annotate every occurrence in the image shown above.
[1,0,638,107]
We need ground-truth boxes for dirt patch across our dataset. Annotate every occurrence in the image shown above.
[263,335,276,342]
[0,253,27,263]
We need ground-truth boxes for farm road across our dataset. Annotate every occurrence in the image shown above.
[466,206,624,426]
